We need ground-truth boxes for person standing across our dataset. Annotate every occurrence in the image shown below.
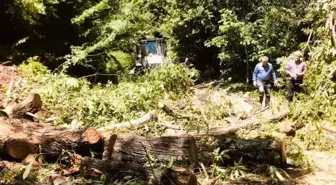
[285,51,307,102]
[252,56,279,108]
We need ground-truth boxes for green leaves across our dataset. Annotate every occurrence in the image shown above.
[67,0,156,69]
[208,1,307,64]
[9,0,59,25]
[19,62,197,128]
[167,157,174,168]
[71,0,110,25]
[23,160,34,180]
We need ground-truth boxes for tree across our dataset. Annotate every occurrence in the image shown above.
[206,0,310,81]
[0,0,82,68]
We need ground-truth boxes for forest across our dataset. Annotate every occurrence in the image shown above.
[0,0,336,184]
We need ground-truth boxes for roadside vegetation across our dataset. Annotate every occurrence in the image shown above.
[0,0,336,185]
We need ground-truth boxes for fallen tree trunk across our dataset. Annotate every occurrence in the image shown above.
[0,119,104,160]
[98,131,286,169]
[0,121,286,167]
[102,134,286,166]
[0,109,288,167]
[2,93,42,119]
[104,134,198,165]
[100,111,289,166]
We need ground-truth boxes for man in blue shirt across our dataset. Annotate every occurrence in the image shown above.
[252,56,279,108]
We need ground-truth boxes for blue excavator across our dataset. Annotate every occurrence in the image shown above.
[135,38,167,68]
[129,38,194,74]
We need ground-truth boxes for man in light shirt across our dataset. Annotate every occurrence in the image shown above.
[252,56,279,108]
[285,51,307,102]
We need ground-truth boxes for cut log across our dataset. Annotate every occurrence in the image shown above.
[0,111,287,167]
[83,128,101,144]
[0,120,104,160]
[5,139,36,160]
[102,134,285,166]
[38,128,105,160]
[80,157,197,185]
[99,110,158,131]
[104,134,196,165]
[2,93,42,118]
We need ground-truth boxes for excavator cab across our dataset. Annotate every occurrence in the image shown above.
[134,38,167,70]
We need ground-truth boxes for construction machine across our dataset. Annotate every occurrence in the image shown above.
[130,38,167,74]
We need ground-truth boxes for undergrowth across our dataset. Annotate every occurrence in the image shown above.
[17,61,199,128]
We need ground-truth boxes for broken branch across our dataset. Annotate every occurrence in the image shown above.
[98,110,158,131]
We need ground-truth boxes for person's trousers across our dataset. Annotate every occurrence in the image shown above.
[257,80,271,106]
[287,79,304,102]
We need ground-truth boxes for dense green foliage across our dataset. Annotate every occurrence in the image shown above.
[287,0,336,150]
[18,61,198,128]
[207,1,308,80]
[1,0,310,80]
[105,51,135,73]
[1,0,334,148]
[2,1,336,184]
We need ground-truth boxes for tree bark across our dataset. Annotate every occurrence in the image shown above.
[102,134,286,166]
[0,115,287,166]
[0,119,103,160]
[104,134,197,166]
[0,108,287,167]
